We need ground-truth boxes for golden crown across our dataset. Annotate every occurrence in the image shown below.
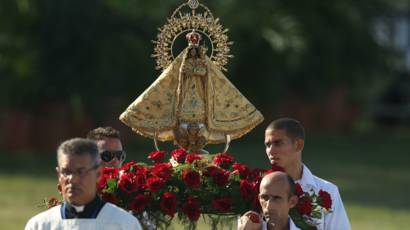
[152,0,233,71]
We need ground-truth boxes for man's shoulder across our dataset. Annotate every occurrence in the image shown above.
[25,205,61,229]
[303,165,340,193]
[99,202,139,224]
[313,175,339,193]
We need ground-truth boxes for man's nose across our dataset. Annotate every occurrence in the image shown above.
[265,199,275,210]
[66,173,80,183]
[267,146,275,155]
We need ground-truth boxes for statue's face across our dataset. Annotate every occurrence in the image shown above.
[190,48,197,57]
[188,124,200,136]
[177,138,189,149]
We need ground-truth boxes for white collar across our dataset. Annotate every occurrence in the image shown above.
[296,164,318,188]
[71,204,85,213]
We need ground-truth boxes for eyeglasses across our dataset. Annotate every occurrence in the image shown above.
[100,150,126,163]
[58,164,99,179]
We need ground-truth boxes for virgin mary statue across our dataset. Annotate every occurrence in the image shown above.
[120,30,263,151]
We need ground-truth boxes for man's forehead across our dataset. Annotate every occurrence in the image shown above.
[58,153,93,167]
[265,129,289,140]
[97,138,122,148]
[260,179,289,194]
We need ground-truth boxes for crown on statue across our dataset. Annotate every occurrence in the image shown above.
[186,30,202,47]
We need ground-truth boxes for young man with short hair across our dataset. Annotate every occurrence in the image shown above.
[264,118,351,230]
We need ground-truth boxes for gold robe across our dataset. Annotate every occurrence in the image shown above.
[120,48,263,144]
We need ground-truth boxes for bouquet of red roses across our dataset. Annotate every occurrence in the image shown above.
[98,149,270,229]
[96,149,332,230]
[290,183,333,229]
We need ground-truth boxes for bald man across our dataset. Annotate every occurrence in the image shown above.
[238,172,300,230]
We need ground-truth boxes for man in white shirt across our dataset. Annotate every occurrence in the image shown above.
[25,138,142,230]
[264,118,351,230]
[238,172,300,230]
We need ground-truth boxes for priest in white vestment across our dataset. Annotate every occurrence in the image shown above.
[25,138,142,230]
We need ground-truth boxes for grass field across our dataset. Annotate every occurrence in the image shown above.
[1,132,410,229]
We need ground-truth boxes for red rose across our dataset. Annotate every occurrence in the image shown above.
[297,197,313,216]
[97,175,108,191]
[203,166,218,177]
[232,163,250,179]
[46,197,62,209]
[211,197,232,213]
[182,169,201,188]
[151,163,173,181]
[270,164,285,172]
[160,192,177,217]
[246,212,261,223]
[171,149,187,163]
[213,153,235,168]
[135,166,151,178]
[295,183,304,197]
[208,167,230,187]
[146,176,165,192]
[101,192,119,205]
[102,167,119,177]
[182,196,201,221]
[121,161,139,172]
[252,195,261,212]
[240,180,254,201]
[129,194,150,213]
[118,172,139,194]
[249,168,265,181]
[98,167,119,191]
[185,153,202,163]
[318,190,332,210]
[148,150,167,163]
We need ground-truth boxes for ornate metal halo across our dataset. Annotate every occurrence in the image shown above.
[152,0,233,71]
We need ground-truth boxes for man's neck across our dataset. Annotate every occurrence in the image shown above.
[286,162,303,181]
[267,220,289,230]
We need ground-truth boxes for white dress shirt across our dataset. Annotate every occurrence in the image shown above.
[295,165,351,230]
[25,202,142,230]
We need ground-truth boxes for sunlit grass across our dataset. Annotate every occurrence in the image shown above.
[1,133,410,229]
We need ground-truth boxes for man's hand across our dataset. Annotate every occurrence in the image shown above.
[238,211,262,230]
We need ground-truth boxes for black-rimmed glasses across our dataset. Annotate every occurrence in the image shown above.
[58,164,99,178]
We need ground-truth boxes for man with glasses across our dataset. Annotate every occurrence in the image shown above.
[25,138,142,229]
[87,126,125,168]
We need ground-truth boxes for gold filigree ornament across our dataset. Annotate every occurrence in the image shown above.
[152,0,233,72]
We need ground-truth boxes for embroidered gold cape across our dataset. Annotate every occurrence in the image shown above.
[120,48,263,144]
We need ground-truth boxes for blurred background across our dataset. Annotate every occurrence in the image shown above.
[0,0,409,229]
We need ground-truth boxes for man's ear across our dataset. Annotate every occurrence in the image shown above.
[289,195,298,208]
[295,139,304,152]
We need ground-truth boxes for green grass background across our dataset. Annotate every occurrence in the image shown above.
[1,133,410,229]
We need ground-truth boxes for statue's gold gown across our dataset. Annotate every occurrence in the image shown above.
[120,47,263,144]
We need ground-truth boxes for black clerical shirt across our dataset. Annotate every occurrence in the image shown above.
[63,196,105,219]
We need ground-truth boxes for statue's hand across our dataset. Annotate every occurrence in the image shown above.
[238,211,262,230]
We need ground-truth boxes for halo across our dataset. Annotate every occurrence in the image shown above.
[152,0,233,71]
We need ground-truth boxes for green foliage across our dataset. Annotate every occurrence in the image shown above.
[0,0,403,115]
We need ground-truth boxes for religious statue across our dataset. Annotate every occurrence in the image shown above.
[120,0,264,152]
